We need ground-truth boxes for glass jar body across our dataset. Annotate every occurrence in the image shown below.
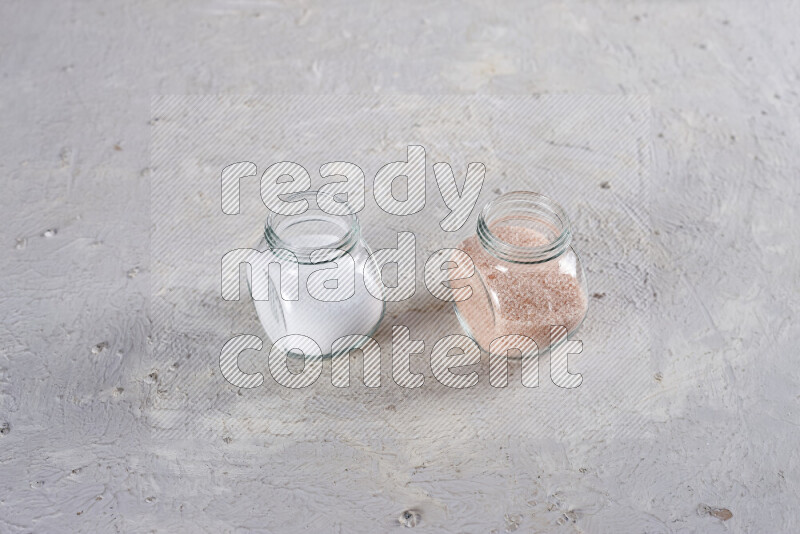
[454,192,588,354]
[250,192,385,358]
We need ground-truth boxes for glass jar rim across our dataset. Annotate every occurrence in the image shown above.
[477,191,572,264]
[264,190,360,264]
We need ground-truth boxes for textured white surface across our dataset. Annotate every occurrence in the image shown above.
[1,1,798,533]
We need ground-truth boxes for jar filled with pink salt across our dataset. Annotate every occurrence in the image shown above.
[454,191,588,354]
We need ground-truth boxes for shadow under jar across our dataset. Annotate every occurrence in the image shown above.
[249,191,385,358]
[454,191,588,354]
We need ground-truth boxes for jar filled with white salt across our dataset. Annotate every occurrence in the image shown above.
[250,191,385,358]
[454,191,588,353]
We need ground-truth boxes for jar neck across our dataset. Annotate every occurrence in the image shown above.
[477,191,572,264]
[264,191,360,264]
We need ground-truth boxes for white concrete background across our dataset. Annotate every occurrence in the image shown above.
[0,1,798,533]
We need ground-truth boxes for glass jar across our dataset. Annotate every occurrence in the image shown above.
[454,191,588,354]
[250,191,385,358]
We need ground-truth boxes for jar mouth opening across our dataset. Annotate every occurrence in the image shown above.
[477,191,572,264]
[264,190,360,263]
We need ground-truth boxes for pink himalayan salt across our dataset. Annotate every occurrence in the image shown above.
[455,225,587,352]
